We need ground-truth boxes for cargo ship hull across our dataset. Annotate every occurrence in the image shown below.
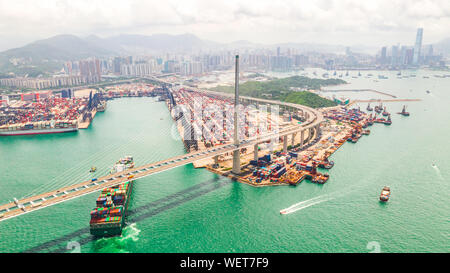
[90,181,133,237]
[0,127,78,136]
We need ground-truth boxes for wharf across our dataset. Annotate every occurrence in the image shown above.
[321,89,397,98]
[78,109,97,129]
[348,98,421,107]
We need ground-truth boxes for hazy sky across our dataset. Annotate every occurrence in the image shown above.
[0,0,449,51]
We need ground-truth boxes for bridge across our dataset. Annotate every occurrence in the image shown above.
[0,56,323,223]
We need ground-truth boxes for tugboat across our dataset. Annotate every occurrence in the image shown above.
[380,186,390,202]
[397,105,410,116]
[366,103,373,111]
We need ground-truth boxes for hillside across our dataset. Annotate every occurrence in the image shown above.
[211,76,345,108]
[0,33,216,75]
[0,35,116,76]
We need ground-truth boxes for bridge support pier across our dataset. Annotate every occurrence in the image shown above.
[213,155,219,168]
[232,150,241,174]
[300,129,304,148]
[283,135,288,153]
[254,144,258,161]
[291,132,297,147]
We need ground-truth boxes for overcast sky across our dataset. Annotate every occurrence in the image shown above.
[0,0,449,51]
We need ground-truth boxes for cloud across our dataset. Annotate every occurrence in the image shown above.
[0,0,449,51]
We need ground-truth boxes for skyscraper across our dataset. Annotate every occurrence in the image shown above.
[413,28,423,65]
[380,47,387,64]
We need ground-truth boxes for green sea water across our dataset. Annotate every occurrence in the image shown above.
[0,70,449,253]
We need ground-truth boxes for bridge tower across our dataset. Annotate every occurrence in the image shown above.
[232,55,241,174]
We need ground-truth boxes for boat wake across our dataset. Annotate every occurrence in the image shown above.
[120,223,141,242]
[280,195,333,215]
[432,164,444,180]
[93,223,141,253]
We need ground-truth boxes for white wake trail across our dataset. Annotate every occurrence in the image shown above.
[283,198,331,214]
[280,195,333,215]
[432,164,444,180]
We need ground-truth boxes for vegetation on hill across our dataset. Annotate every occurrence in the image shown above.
[211,75,345,108]
[283,91,337,108]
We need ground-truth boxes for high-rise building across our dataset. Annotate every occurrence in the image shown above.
[391,45,399,66]
[380,47,387,64]
[413,28,423,64]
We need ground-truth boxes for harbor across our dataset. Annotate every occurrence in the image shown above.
[0,69,448,253]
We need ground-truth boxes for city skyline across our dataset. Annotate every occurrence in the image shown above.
[1,0,450,52]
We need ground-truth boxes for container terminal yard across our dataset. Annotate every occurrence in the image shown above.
[0,83,160,135]
[167,86,400,187]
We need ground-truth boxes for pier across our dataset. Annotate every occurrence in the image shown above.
[320,89,397,98]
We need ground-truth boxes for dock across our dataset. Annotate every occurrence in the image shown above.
[320,89,397,98]
[78,109,97,129]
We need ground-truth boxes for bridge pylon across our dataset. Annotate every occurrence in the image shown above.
[232,55,241,175]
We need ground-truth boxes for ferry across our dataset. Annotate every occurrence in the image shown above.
[380,186,390,202]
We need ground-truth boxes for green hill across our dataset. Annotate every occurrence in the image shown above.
[0,35,117,76]
[211,75,344,108]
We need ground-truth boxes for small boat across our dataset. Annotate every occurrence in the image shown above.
[380,186,390,202]
[384,115,392,125]
[426,90,431,94]
[382,107,389,116]
[280,209,287,215]
[90,166,97,173]
[397,105,410,116]
[318,159,334,169]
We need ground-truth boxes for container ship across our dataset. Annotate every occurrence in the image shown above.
[0,120,78,136]
[89,156,134,237]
